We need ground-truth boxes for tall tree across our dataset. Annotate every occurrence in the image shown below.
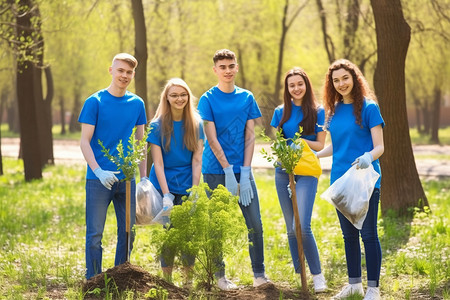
[14,0,43,180]
[370,0,428,214]
[131,0,148,116]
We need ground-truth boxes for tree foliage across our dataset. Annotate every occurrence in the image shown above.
[150,184,247,291]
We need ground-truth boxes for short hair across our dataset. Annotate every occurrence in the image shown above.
[112,53,138,69]
[213,49,236,64]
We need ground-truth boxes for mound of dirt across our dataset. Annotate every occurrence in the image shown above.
[82,262,189,299]
[82,262,308,299]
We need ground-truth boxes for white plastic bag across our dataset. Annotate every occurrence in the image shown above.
[321,164,380,230]
[135,179,166,225]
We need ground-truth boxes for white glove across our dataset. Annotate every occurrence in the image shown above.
[352,152,373,169]
[93,167,119,190]
[223,165,238,196]
[239,166,254,207]
[161,193,174,216]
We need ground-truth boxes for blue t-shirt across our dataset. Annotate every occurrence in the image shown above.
[270,103,325,143]
[328,98,385,188]
[147,119,204,195]
[78,89,147,180]
[198,85,262,174]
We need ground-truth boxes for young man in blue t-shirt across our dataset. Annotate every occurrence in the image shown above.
[197,49,270,290]
[78,53,147,279]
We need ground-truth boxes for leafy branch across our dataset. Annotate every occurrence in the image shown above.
[260,128,304,174]
[98,125,151,181]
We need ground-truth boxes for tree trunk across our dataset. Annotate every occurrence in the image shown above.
[371,0,428,214]
[316,0,335,63]
[430,87,441,144]
[60,96,66,135]
[413,96,423,132]
[69,90,81,133]
[16,0,42,181]
[131,0,148,116]
[289,175,307,293]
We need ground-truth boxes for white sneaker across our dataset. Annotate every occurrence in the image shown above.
[333,283,364,299]
[364,287,380,300]
[253,276,271,287]
[312,273,327,293]
[217,276,237,290]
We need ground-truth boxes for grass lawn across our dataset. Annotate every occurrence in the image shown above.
[0,159,448,299]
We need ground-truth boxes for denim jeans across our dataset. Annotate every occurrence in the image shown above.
[158,192,196,268]
[85,179,136,279]
[336,188,382,287]
[203,172,265,278]
[275,168,322,275]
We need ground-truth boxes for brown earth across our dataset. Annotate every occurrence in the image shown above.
[81,262,307,299]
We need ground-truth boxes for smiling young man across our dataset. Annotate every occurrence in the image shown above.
[78,53,147,279]
[197,49,270,290]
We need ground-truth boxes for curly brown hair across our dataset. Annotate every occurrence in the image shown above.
[323,59,377,125]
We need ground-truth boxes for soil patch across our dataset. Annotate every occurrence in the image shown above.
[81,262,308,299]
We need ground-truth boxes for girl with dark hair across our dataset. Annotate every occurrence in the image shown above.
[270,67,327,293]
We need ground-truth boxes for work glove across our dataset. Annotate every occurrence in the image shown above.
[161,193,175,216]
[239,166,254,207]
[93,167,119,190]
[223,165,238,196]
[352,152,373,169]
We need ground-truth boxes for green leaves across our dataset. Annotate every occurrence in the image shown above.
[150,183,246,290]
[98,125,151,181]
[260,128,304,174]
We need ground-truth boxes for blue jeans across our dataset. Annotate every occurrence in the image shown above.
[158,192,196,268]
[337,188,382,288]
[85,179,136,279]
[275,168,322,275]
[203,173,265,278]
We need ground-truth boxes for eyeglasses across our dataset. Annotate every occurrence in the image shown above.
[168,93,189,99]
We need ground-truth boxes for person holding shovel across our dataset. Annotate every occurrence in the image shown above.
[317,59,384,300]
[79,53,147,280]
[147,77,204,285]
[270,67,327,293]
[197,49,270,290]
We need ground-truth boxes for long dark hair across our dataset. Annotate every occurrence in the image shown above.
[279,67,318,135]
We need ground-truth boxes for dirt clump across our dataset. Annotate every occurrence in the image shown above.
[82,262,188,299]
[82,262,308,299]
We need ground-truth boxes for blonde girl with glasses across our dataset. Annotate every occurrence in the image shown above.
[147,78,204,285]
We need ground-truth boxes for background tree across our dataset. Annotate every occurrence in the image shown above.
[14,0,43,180]
[371,0,428,214]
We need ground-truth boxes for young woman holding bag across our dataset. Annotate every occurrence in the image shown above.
[317,59,384,300]
[270,67,327,293]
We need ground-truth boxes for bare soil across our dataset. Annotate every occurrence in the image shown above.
[81,262,307,299]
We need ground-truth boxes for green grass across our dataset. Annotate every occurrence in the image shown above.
[0,159,449,299]
[1,123,81,140]
[409,127,450,145]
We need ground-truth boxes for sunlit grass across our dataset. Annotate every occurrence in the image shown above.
[0,159,449,299]
[409,126,450,145]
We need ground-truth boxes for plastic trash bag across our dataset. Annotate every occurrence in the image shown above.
[321,164,380,230]
[135,179,167,225]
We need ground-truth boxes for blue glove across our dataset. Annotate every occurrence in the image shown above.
[93,167,119,190]
[223,165,238,196]
[352,152,373,169]
[239,166,254,207]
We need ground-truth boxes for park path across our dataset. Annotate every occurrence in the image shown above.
[1,137,449,178]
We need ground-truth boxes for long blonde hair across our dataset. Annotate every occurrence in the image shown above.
[152,78,201,152]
